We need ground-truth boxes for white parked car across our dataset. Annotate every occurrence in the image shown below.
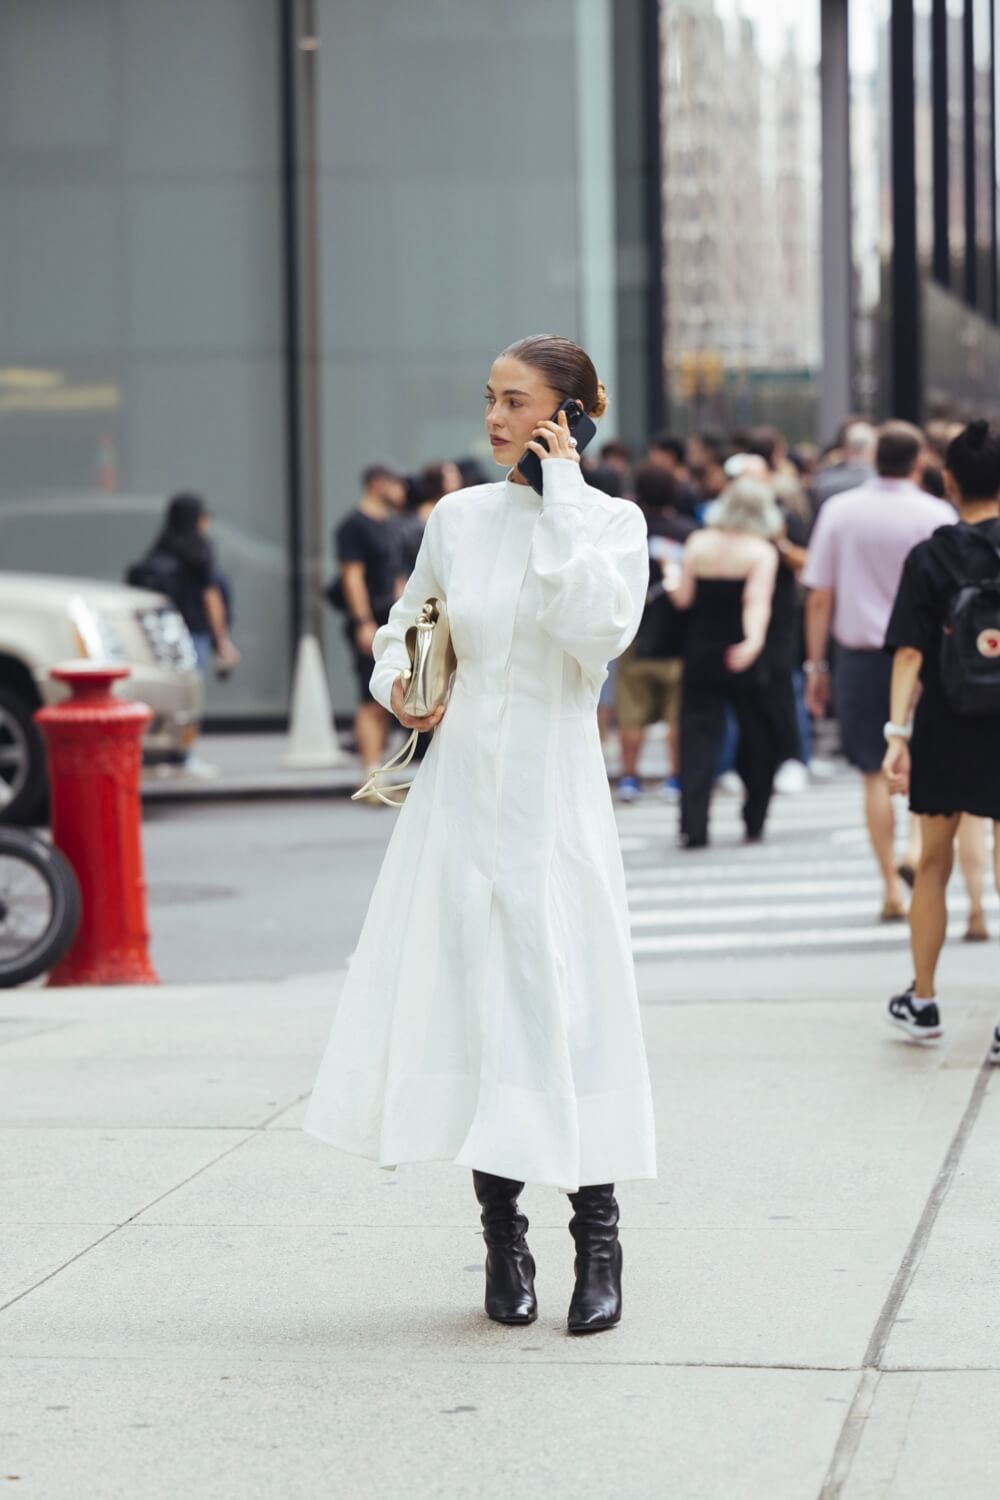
[0,572,203,824]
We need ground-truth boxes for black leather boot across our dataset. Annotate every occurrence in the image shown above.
[566,1183,622,1334]
[472,1171,538,1325]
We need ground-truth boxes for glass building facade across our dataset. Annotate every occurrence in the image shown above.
[5,0,1000,720]
[0,1,290,717]
[1,0,657,720]
[848,0,1000,424]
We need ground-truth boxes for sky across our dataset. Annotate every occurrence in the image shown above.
[710,0,821,67]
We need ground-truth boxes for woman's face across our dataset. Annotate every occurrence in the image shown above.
[484,356,562,468]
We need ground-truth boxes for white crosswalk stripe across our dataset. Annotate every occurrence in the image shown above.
[616,775,997,960]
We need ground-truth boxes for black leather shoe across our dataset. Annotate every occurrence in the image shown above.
[566,1183,622,1334]
[472,1171,538,1325]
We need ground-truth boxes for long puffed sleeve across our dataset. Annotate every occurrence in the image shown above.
[369,504,446,714]
[530,458,649,685]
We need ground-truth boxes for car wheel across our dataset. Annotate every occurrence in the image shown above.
[0,686,47,826]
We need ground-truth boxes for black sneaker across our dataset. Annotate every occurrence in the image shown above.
[887,984,943,1043]
[989,1027,1000,1066]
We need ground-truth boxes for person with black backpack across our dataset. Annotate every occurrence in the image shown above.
[883,420,1000,1055]
[128,493,239,676]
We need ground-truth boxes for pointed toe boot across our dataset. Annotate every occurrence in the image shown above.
[472,1170,538,1325]
[566,1183,622,1335]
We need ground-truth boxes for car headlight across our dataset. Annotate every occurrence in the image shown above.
[136,607,198,672]
[67,598,129,663]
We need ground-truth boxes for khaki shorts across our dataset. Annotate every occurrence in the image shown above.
[615,647,683,729]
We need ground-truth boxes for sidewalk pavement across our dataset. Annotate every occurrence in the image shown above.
[141,721,798,803]
[4,941,1000,1498]
[142,731,362,803]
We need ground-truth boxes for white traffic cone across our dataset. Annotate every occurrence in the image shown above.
[279,634,347,769]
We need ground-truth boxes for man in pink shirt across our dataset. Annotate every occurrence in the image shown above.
[803,422,954,919]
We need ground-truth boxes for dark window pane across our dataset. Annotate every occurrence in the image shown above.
[0,0,290,717]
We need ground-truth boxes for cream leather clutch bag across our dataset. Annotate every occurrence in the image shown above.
[400,597,457,718]
[352,597,456,807]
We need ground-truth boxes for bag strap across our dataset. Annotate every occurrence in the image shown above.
[350,728,420,807]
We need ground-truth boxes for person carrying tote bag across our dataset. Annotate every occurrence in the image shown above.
[303,334,656,1335]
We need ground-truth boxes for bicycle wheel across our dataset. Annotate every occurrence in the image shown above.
[0,830,82,987]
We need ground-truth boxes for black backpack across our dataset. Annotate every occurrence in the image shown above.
[125,550,182,602]
[939,528,1000,716]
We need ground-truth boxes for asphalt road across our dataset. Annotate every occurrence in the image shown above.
[140,774,996,985]
[143,797,391,983]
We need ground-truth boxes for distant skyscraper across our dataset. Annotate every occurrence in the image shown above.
[660,0,821,433]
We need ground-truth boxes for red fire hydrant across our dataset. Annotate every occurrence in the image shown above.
[35,663,159,986]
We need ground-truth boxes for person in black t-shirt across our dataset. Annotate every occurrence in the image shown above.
[882,420,1000,1054]
[334,463,408,779]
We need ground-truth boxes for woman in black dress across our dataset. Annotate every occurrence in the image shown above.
[671,476,781,848]
[883,420,1000,1056]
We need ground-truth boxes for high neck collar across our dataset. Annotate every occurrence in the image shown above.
[504,470,542,504]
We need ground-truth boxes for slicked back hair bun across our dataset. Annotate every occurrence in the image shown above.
[502,334,607,420]
[946,419,1000,499]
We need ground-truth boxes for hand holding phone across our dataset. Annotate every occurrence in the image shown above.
[518,398,597,494]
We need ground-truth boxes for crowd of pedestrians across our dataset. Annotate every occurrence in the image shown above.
[330,414,1000,1050]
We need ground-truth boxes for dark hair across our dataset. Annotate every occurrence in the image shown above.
[632,463,678,512]
[650,433,686,464]
[154,491,211,570]
[921,464,946,499]
[401,473,423,512]
[456,455,489,487]
[417,462,452,505]
[876,421,925,478]
[945,419,1000,499]
[360,463,402,491]
[501,334,607,418]
[692,432,726,465]
[743,426,782,470]
[599,438,631,465]
[584,464,624,497]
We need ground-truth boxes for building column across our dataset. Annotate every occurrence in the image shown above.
[613,0,665,450]
[890,0,921,420]
[820,0,854,440]
[279,0,325,649]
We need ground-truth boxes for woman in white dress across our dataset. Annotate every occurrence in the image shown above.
[304,334,656,1334]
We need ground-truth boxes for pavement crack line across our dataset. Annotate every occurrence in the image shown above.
[0,1020,76,1051]
[0,1126,263,1317]
[817,1053,994,1500]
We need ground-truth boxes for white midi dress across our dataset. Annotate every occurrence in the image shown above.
[303,458,657,1191]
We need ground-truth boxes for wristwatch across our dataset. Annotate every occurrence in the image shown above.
[803,660,830,677]
[883,721,912,742]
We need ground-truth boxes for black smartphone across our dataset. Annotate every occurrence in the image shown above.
[517,398,597,494]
